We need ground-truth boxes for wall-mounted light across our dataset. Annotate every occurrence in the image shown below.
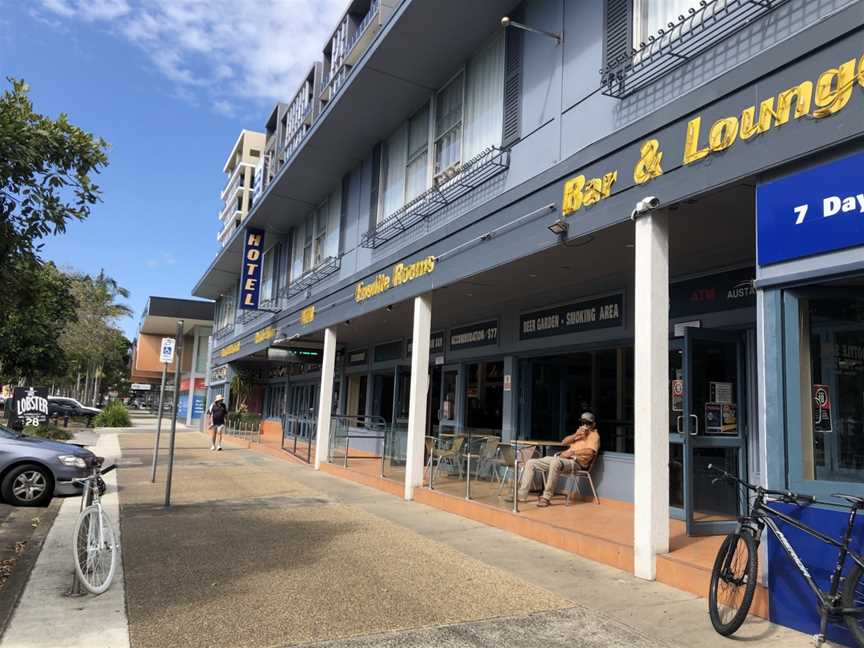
[501,16,561,44]
[547,218,569,238]
[344,320,351,326]
[386,305,393,312]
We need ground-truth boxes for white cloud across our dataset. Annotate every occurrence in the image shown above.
[36,0,346,116]
[145,252,176,269]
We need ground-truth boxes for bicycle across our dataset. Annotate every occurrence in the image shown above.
[707,463,864,646]
[71,456,118,595]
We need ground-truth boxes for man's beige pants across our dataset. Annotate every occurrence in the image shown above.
[518,456,580,500]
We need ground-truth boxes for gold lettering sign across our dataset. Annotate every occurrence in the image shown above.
[562,170,618,216]
[300,305,315,325]
[254,326,275,344]
[220,342,241,358]
[355,256,436,303]
[684,52,864,165]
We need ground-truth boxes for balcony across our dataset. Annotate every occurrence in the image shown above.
[217,211,242,245]
[220,162,254,201]
[601,0,791,99]
[213,323,235,341]
[360,146,510,249]
[344,0,390,66]
[280,256,342,300]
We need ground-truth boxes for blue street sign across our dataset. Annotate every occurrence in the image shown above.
[757,151,864,266]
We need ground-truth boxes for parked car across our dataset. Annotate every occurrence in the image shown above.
[47,397,101,426]
[0,424,97,506]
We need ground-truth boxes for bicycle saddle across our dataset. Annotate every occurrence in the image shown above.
[832,493,864,508]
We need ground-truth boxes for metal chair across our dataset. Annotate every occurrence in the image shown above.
[563,455,600,505]
[426,435,465,481]
[495,444,536,496]
[464,436,500,480]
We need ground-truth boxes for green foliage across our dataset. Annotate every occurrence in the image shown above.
[0,77,109,384]
[0,78,108,266]
[229,372,254,411]
[0,260,77,381]
[93,401,131,428]
[23,423,73,441]
[227,411,261,427]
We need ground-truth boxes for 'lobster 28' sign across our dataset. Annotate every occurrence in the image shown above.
[9,387,49,428]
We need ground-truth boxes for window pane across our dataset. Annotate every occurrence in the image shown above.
[436,75,463,138]
[465,361,503,432]
[407,105,429,158]
[435,126,462,174]
[405,155,427,202]
[636,0,700,44]
[806,295,864,483]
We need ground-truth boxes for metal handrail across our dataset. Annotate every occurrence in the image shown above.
[282,413,318,463]
[330,415,387,474]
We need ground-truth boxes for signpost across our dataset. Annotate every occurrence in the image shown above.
[150,336,176,483]
[164,320,184,507]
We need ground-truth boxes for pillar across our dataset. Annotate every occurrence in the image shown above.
[633,210,670,580]
[404,295,432,501]
[501,356,517,443]
[314,327,338,470]
[186,330,201,427]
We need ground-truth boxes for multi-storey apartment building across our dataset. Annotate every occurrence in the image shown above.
[217,129,265,247]
[195,1,864,640]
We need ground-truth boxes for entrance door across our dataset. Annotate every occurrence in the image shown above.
[682,328,748,536]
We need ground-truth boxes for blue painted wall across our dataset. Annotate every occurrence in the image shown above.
[768,502,864,646]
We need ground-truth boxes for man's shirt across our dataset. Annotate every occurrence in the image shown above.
[562,426,600,467]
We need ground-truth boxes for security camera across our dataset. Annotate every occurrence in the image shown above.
[501,16,511,27]
[631,196,660,220]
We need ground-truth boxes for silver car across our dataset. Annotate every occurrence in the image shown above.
[0,424,96,506]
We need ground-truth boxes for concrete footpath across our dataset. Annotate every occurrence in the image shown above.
[118,429,821,648]
[0,433,129,648]
[0,426,826,648]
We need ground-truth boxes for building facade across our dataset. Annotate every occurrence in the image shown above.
[131,297,214,424]
[218,130,266,247]
[193,0,864,641]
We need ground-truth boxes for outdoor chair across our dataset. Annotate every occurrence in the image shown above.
[495,444,536,496]
[463,436,500,480]
[426,435,465,481]
[539,454,600,505]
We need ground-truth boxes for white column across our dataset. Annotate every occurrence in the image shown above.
[314,327,338,470]
[633,210,670,580]
[186,330,200,427]
[404,295,432,501]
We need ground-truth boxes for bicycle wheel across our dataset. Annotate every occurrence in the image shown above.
[841,562,864,646]
[708,530,758,636]
[73,505,117,595]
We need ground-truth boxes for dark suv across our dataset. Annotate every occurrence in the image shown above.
[47,397,101,426]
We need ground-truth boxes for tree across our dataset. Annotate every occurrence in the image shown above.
[0,78,108,268]
[0,260,77,384]
[0,78,109,382]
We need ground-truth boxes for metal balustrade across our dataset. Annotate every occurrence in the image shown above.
[601,0,791,98]
[328,415,388,473]
[282,413,318,463]
[360,146,511,249]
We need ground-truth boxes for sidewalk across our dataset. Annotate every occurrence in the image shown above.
[115,430,820,648]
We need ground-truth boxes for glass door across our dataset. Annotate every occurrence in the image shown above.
[669,340,685,518]
[683,328,747,536]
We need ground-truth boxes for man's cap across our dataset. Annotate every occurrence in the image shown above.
[215,394,224,401]
[580,412,595,423]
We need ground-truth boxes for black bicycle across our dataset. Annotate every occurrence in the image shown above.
[707,464,864,646]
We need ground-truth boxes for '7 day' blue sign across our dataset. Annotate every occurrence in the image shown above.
[757,151,864,266]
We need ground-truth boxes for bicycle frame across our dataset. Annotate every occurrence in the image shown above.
[746,496,864,617]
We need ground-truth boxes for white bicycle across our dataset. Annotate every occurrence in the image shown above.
[71,457,118,595]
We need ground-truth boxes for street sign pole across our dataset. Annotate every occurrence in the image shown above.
[164,320,184,507]
[149,363,169,483]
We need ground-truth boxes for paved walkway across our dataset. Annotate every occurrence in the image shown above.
[0,426,827,647]
[0,434,129,648]
[118,430,819,648]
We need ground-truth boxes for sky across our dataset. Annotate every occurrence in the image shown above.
[1,0,345,339]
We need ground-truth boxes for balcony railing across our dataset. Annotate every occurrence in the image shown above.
[220,189,247,223]
[213,323,235,340]
[344,0,381,66]
[220,163,254,201]
[280,256,342,299]
[360,146,510,249]
[601,0,791,99]
[217,212,242,244]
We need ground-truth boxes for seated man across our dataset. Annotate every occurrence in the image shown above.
[510,412,600,507]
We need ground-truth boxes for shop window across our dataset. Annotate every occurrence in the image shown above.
[796,290,864,485]
[465,361,503,432]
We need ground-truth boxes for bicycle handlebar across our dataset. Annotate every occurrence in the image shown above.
[707,464,816,505]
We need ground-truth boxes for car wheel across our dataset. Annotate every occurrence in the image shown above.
[1,464,53,507]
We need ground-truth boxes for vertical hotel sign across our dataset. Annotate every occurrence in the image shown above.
[240,228,265,310]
